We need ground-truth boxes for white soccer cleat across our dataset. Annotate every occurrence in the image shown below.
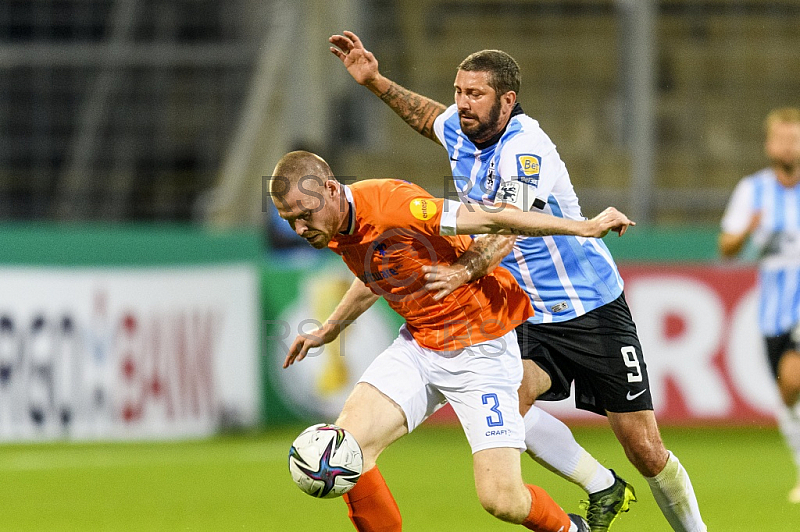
[789,484,800,504]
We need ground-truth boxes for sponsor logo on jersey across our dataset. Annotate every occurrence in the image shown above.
[409,198,437,221]
[550,301,569,313]
[358,268,399,284]
[516,154,541,187]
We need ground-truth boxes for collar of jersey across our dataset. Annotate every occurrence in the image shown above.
[340,184,357,235]
[472,103,525,150]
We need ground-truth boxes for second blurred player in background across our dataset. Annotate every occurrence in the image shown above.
[720,107,800,504]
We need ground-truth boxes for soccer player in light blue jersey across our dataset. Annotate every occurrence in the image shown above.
[330,31,706,532]
[720,107,800,504]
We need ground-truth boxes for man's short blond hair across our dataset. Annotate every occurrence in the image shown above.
[764,107,800,134]
[269,151,335,201]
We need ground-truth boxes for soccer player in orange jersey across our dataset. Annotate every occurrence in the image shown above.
[271,151,633,532]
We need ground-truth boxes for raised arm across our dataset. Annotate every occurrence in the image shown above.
[454,204,635,239]
[422,234,516,301]
[330,30,446,143]
[283,277,380,368]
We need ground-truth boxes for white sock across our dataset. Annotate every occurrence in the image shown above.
[777,404,800,483]
[645,451,706,532]
[523,406,614,494]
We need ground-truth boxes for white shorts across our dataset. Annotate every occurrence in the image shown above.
[358,325,525,454]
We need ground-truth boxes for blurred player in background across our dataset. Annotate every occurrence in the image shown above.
[273,150,634,532]
[330,31,706,532]
[719,107,800,503]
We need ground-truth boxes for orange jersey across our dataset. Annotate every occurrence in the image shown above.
[328,179,533,351]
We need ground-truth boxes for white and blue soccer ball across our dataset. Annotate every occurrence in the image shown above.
[288,423,363,498]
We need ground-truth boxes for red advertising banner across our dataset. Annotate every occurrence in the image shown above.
[430,263,775,426]
[619,264,771,425]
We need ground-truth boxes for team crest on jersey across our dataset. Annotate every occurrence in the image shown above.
[484,160,497,194]
[409,198,437,221]
[516,154,541,187]
[496,182,517,203]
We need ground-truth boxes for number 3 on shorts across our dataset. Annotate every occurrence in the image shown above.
[621,346,643,383]
[481,393,504,427]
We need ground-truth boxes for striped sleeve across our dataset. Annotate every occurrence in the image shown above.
[721,177,756,234]
[433,105,457,147]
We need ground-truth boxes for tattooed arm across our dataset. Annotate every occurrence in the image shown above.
[422,204,633,301]
[422,235,516,301]
[330,31,446,143]
[374,81,446,143]
[453,204,635,239]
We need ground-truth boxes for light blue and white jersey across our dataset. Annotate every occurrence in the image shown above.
[721,168,800,336]
[433,103,624,324]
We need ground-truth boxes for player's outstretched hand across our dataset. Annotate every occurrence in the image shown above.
[283,325,339,369]
[329,30,380,86]
[422,263,470,301]
[585,207,636,238]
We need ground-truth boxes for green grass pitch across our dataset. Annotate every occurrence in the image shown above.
[2,425,799,530]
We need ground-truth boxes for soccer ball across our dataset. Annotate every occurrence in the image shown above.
[288,423,363,498]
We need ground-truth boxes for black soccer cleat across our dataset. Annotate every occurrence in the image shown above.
[568,513,590,532]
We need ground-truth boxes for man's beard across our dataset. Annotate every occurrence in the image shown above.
[771,156,800,177]
[460,99,502,143]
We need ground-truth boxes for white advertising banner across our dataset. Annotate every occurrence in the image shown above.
[536,264,777,424]
[0,265,259,442]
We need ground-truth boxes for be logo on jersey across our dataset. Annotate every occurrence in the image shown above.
[410,198,437,221]
[516,154,541,187]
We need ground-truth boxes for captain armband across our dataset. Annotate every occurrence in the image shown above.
[439,199,461,236]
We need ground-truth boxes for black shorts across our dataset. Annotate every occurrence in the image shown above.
[516,292,653,416]
[764,329,800,378]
